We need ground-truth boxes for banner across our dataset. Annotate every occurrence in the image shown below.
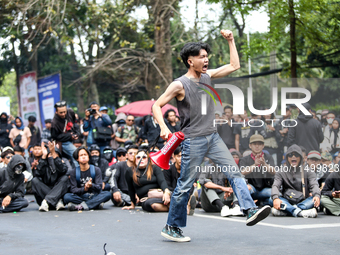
[19,71,41,130]
[0,97,10,115]
[38,73,61,128]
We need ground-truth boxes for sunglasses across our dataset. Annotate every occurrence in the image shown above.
[55,101,67,107]
[117,153,126,157]
[287,152,299,158]
[136,155,147,160]
[127,119,134,122]
[5,155,13,159]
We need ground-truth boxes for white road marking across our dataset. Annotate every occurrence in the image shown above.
[193,213,340,229]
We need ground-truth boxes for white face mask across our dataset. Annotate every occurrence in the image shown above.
[327,118,334,125]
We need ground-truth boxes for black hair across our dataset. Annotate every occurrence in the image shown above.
[13,145,24,152]
[28,115,36,122]
[174,147,181,156]
[73,146,90,160]
[180,42,211,68]
[224,105,233,112]
[127,144,138,152]
[164,109,176,120]
[33,143,41,148]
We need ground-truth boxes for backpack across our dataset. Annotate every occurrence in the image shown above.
[75,164,96,186]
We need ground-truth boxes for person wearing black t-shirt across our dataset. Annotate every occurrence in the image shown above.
[122,149,171,212]
[63,146,111,211]
[108,145,138,206]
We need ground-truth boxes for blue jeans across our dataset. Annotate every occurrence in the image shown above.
[63,191,111,210]
[248,185,273,206]
[167,132,256,228]
[62,141,78,167]
[279,196,314,217]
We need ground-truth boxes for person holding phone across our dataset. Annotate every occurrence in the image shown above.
[321,169,340,216]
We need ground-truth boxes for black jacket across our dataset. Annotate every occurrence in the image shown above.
[321,171,340,198]
[287,113,324,154]
[0,155,26,200]
[0,112,12,147]
[163,163,180,192]
[51,108,79,142]
[109,161,130,194]
[89,157,109,183]
[34,157,68,186]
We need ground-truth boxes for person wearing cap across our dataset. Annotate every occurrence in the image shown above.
[0,155,29,213]
[99,106,108,115]
[320,117,340,154]
[321,152,335,172]
[31,141,69,212]
[0,112,12,148]
[240,134,276,206]
[110,113,127,152]
[106,145,138,206]
[83,102,112,152]
[27,115,41,147]
[41,118,52,143]
[287,103,324,154]
[271,144,320,218]
[306,150,330,189]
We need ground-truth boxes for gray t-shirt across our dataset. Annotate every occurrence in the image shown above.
[175,74,217,138]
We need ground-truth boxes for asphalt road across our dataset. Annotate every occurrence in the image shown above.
[2,195,340,255]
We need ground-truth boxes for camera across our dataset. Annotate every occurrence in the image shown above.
[86,108,97,115]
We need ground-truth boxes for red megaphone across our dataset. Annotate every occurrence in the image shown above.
[150,131,185,170]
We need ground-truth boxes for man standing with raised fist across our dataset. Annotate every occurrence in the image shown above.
[152,30,271,242]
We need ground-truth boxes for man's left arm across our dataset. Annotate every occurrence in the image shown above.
[207,30,240,79]
[100,114,112,126]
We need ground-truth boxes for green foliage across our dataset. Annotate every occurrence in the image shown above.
[0,72,19,115]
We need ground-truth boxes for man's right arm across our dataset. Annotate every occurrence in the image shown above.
[152,81,184,140]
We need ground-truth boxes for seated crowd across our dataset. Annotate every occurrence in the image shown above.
[1,102,340,221]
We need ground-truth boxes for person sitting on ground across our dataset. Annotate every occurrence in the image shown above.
[123,149,171,212]
[0,155,29,213]
[199,160,244,217]
[1,147,15,168]
[31,142,69,211]
[306,150,330,189]
[107,145,137,207]
[29,143,44,176]
[320,169,340,216]
[321,152,335,172]
[163,147,197,215]
[239,134,275,206]
[13,146,33,191]
[102,146,116,166]
[63,146,111,211]
[271,144,320,218]
[88,144,110,191]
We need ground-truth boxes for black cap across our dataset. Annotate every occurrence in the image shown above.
[116,147,127,155]
[89,144,100,153]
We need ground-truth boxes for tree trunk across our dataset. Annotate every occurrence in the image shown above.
[146,0,174,99]
[70,43,85,114]
[289,0,298,97]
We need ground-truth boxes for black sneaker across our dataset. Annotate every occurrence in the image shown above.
[161,224,191,242]
[246,205,271,226]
